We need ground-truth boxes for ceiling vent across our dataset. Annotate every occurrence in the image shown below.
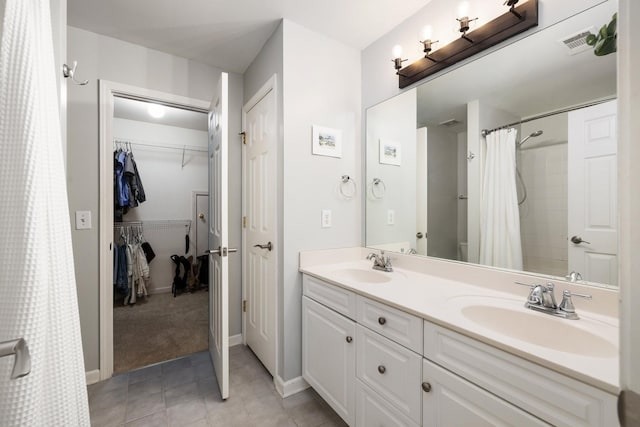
[438,118,461,127]
[559,26,597,55]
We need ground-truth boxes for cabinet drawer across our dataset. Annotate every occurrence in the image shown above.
[356,380,420,427]
[424,321,618,427]
[357,296,422,353]
[303,274,357,320]
[423,358,549,426]
[356,325,422,424]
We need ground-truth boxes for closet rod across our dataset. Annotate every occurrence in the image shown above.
[113,93,209,114]
[481,96,616,137]
[113,138,207,153]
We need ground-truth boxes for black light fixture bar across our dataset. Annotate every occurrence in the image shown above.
[398,0,538,89]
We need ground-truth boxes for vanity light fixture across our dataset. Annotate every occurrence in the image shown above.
[419,26,439,61]
[391,45,408,74]
[456,1,478,42]
[396,0,538,89]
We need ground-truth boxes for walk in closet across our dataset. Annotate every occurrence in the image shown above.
[111,96,210,373]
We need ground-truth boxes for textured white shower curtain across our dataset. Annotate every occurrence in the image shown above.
[479,128,523,270]
[0,0,90,425]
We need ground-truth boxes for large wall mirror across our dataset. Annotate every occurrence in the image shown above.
[365,1,617,288]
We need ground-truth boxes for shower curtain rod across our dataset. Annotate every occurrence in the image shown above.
[481,96,616,137]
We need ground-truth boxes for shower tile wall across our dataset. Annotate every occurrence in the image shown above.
[519,143,568,277]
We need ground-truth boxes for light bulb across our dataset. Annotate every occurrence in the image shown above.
[392,44,403,59]
[458,1,470,18]
[148,104,165,119]
[420,25,433,41]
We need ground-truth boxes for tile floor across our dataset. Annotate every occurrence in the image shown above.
[88,345,347,427]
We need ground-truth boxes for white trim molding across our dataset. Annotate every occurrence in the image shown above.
[98,80,209,381]
[229,334,243,347]
[274,375,309,398]
[85,369,101,385]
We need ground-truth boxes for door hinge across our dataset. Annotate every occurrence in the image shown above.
[243,216,247,228]
[243,300,247,312]
[239,131,246,145]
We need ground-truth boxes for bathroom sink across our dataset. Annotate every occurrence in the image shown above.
[449,296,617,358]
[332,268,392,283]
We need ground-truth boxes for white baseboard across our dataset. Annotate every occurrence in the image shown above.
[86,369,101,385]
[274,375,310,398]
[229,334,243,347]
[148,286,172,295]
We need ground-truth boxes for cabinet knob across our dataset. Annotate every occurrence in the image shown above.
[377,365,386,374]
[378,317,386,325]
[422,382,432,393]
[346,336,353,343]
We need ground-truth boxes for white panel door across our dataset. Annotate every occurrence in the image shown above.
[568,100,617,286]
[208,72,231,399]
[416,127,428,256]
[244,86,277,376]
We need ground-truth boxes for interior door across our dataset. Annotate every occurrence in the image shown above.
[567,100,617,285]
[244,86,277,376]
[416,127,428,256]
[207,72,230,399]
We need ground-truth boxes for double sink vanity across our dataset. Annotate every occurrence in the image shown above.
[300,247,619,427]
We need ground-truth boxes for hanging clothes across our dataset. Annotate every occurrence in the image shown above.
[113,144,146,220]
[114,223,153,305]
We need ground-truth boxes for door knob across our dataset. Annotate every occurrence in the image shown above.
[422,382,432,393]
[198,213,205,220]
[205,247,238,256]
[416,232,424,239]
[254,242,273,251]
[570,236,591,245]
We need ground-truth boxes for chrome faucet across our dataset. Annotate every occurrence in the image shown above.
[515,281,592,320]
[367,250,393,272]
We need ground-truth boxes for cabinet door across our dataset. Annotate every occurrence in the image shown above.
[302,296,356,425]
[422,359,549,427]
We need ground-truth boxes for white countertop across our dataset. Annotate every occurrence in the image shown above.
[299,249,619,395]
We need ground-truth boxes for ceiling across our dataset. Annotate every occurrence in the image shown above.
[68,0,432,74]
[114,97,208,131]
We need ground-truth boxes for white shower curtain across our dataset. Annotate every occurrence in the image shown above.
[479,128,523,270]
[0,1,90,425]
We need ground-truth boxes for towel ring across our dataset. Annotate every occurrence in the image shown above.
[339,175,357,200]
[371,178,386,199]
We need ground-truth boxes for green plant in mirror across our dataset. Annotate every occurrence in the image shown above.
[586,13,617,56]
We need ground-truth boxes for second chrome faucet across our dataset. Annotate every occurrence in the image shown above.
[515,281,592,320]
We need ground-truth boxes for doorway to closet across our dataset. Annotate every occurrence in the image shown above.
[111,96,210,373]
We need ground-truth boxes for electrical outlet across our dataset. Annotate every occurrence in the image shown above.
[387,209,395,225]
[321,209,332,228]
[75,210,92,230]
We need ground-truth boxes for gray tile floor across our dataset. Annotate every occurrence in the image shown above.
[88,345,347,427]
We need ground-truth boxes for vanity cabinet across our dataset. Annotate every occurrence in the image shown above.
[302,277,357,425]
[301,274,618,427]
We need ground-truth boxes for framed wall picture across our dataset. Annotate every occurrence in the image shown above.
[312,125,342,158]
[379,139,401,165]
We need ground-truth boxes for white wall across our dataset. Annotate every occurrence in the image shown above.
[518,114,568,277]
[67,26,244,372]
[282,19,361,381]
[366,89,417,252]
[619,0,640,400]
[113,118,208,293]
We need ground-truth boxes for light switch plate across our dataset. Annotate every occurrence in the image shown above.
[75,210,92,230]
[321,209,332,228]
[387,209,395,225]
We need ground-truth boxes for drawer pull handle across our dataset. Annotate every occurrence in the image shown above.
[346,336,353,343]
[422,382,432,393]
[378,365,386,374]
[378,317,386,325]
